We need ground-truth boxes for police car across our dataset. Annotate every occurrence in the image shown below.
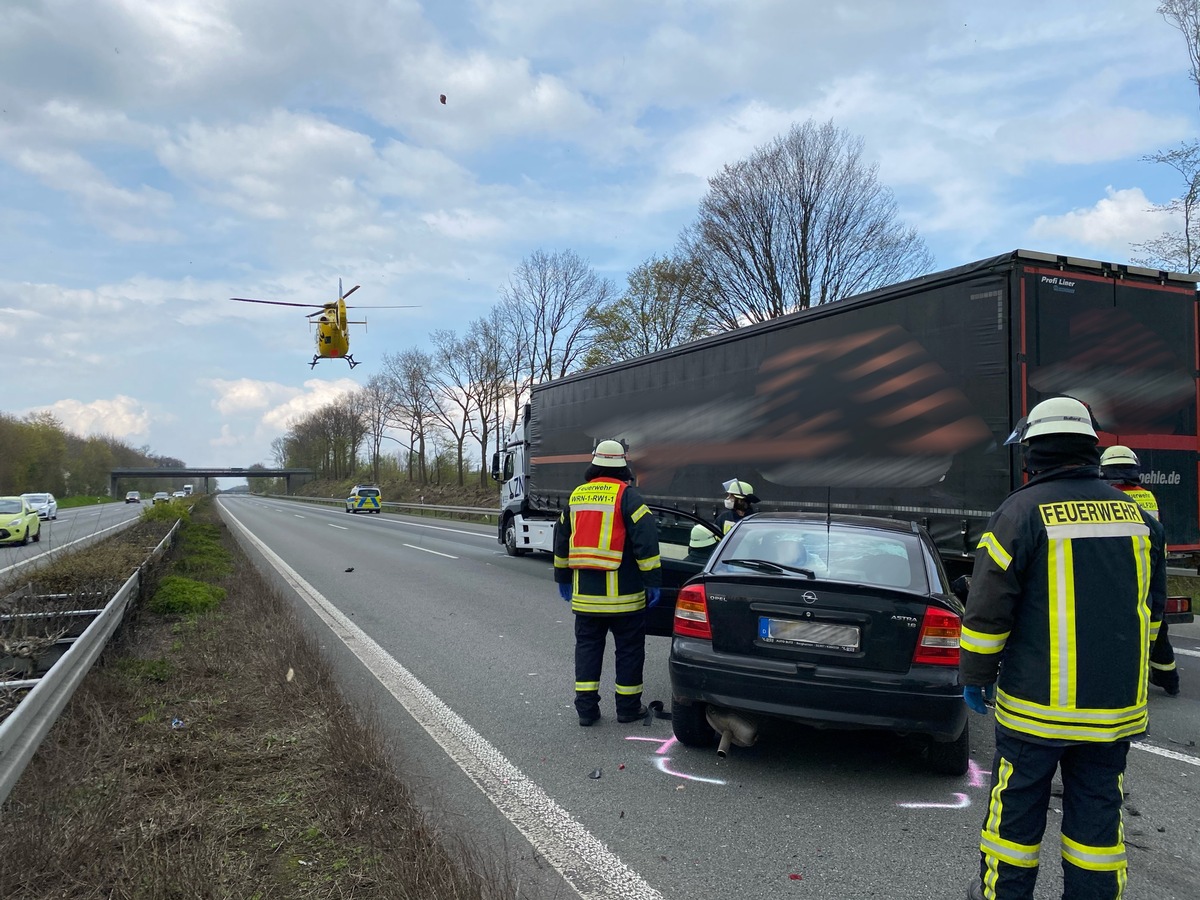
[345,484,382,514]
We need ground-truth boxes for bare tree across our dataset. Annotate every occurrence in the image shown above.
[500,249,613,386]
[459,315,509,486]
[359,374,398,484]
[683,119,932,328]
[381,348,437,483]
[427,329,476,486]
[1133,2,1200,272]
[585,254,717,367]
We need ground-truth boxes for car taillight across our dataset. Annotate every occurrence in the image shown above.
[912,606,961,666]
[674,583,712,640]
[1165,596,1192,616]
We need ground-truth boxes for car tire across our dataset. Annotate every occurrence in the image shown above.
[20,529,30,546]
[671,699,717,747]
[32,527,40,543]
[504,519,528,557]
[925,719,970,776]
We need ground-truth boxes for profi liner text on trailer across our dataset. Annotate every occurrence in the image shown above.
[493,249,1200,579]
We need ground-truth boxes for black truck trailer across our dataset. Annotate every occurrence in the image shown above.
[497,249,1200,575]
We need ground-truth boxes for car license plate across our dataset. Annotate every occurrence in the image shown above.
[759,616,860,651]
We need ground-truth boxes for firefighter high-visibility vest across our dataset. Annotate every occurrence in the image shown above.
[567,478,628,570]
[1113,483,1159,520]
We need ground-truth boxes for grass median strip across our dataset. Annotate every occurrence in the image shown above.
[0,498,540,900]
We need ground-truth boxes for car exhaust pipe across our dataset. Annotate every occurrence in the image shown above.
[706,707,758,758]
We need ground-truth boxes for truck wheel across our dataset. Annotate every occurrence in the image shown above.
[504,520,528,557]
[671,699,716,747]
[926,719,970,776]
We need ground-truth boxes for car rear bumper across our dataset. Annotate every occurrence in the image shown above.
[670,637,967,740]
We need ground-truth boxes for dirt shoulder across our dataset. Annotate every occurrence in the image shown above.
[0,499,540,900]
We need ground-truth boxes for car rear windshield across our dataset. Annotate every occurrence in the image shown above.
[713,522,927,592]
[0,500,23,514]
[23,494,48,502]
[356,488,380,497]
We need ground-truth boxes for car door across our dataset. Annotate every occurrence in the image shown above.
[645,506,723,637]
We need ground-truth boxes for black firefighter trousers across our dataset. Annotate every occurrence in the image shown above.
[573,611,645,719]
[977,728,1129,900]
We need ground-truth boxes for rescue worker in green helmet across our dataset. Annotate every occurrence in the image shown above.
[553,440,662,727]
[717,478,759,534]
[1100,444,1179,696]
[961,397,1166,900]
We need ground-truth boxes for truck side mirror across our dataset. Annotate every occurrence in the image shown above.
[490,452,502,482]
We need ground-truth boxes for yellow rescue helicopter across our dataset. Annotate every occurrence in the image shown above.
[232,280,415,369]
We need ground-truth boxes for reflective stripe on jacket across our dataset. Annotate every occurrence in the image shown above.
[960,465,1167,744]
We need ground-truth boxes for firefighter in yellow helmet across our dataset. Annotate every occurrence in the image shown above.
[553,440,662,726]
[1101,444,1178,696]
[961,397,1166,900]
[717,478,759,533]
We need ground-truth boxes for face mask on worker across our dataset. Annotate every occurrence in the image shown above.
[724,497,736,509]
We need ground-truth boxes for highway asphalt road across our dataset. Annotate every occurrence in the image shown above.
[218,494,1199,900]
[0,499,147,577]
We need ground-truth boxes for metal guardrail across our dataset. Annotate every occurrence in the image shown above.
[0,519,181,809]
[266,494,498,519]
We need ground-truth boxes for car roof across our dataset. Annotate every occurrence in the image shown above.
[739,511,921,535]
[21,492,49,498]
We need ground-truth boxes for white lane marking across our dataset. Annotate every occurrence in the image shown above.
[403,543,457,559]
[1174,648,1200,658]
[220,502,663,900]
[1132,742,1200,767]
[393,520,493,538]
[328,524,348,530]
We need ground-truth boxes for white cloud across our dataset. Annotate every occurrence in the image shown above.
[35,396,153,440]
[1029,186,1170,251]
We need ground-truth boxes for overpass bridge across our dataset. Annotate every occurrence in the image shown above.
[109,467,315,496]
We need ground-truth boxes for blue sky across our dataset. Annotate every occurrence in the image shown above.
[2,0,1196,476]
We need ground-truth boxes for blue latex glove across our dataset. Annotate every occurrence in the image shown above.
[963,685,988,715]
[646,587,661,608]
[558,582,572,602]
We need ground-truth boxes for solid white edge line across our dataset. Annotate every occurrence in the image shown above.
[220,501,664,900]
[1131,741,1200,767]
[1173,647,1200,658]
[402,543,457,559]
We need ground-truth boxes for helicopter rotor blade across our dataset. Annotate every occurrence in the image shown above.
[341,284,361,299]
[232,297,325,309]
[344,305,420,309]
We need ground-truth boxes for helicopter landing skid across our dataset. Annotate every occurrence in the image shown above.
[345,355,361,369]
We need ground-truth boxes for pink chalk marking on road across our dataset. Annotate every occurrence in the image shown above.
[626,735,677,755]
[968,759,990,789]
[899,792,970,809]
[627,735,724,783]
[653,757,726,784]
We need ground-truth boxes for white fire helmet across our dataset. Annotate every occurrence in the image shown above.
[1100,445,1140,468]
[689,524,718,549]
[1004,396,1097,445]
[591,439,627,467]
